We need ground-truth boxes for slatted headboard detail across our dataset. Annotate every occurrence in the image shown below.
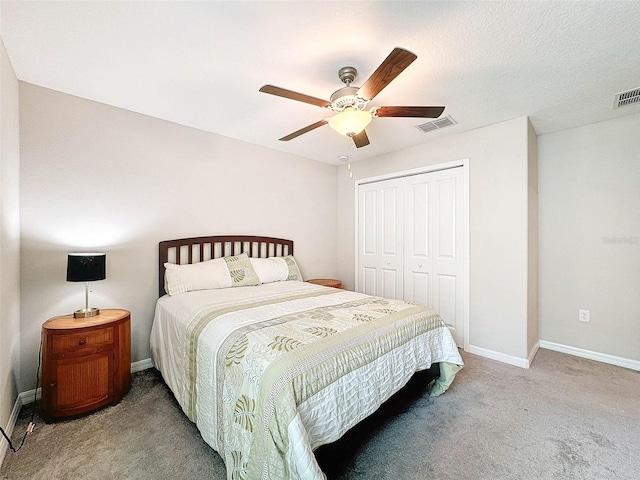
[158,235,294,297]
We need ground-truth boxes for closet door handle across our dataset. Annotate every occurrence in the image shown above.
[418,264,423,268]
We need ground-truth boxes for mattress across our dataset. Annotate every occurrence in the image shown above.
[150,280,463,480]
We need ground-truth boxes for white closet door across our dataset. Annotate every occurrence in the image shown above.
[404,168,465,346]
[358,166,466,347]
[403,175,432,306]
[357,178,404,299]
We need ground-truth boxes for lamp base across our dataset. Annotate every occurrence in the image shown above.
[73,307,100,318]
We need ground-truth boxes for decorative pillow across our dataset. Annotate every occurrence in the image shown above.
[223,252,261,287]
[283,255,303,281]
[249,257,289,284]
[164,257,231,296]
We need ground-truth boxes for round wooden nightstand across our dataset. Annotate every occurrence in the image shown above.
[307,278,343,289]
[41,309,131,422]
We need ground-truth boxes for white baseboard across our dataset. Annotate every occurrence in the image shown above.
[465,344,532,369]
[539,340,640,371]
[0,393,23,467]
[17,387,41,406]
[131,358,154,373]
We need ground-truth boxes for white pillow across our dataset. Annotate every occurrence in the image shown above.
[164,257,231,295]
[250,257,289,284]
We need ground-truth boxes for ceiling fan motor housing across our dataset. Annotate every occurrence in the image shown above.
[330,86,364,111]
[330,66,369,112]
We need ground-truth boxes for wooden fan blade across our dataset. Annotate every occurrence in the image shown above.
[374,106,445,118]
[259,85,330,108]
[279,120,328,141]
[357,48,417,101]
[352,130,370,148]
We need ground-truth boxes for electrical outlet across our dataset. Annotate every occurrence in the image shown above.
[579,309,590,323]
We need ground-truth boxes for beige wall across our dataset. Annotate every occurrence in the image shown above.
[538,113,640,362]
[0,36,21,455]
[338,116,536,364]
[13,73,638,401]
[18,83,339,391]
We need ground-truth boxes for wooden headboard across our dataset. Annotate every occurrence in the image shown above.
[158,235,294,297]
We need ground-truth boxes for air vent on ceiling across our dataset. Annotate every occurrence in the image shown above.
[613,87,640,109]
[415,115,457,133]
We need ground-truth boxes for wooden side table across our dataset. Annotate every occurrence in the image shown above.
[41,309,131,422]
[307,278,343,289]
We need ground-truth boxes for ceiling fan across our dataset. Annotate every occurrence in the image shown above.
[259,47,445,148]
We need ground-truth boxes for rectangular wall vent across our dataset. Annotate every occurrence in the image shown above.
[415,115,457,133]
[613,87,640,109]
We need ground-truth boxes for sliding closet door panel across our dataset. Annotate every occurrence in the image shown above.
[378,182,403,299]
[359,184,379,294]
[358,179,403,299]
[401,167,464,345]
[432,169,465,346]
[404,175,432,306]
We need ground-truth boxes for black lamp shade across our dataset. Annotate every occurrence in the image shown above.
[66,254,106,282]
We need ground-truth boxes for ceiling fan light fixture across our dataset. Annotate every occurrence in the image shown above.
[260,48,441,146]
[328,108,372,137]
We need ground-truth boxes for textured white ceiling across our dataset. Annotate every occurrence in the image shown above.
[1,1,639,165]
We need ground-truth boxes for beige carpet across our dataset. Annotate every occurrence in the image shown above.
[2,348,639,479]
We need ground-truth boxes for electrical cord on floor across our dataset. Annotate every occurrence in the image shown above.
[0,337,42,453]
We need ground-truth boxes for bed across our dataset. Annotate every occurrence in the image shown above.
[150,235,463,480]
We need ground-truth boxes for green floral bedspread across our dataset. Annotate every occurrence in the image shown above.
[187,291,457,480]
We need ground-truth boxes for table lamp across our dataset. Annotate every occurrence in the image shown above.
[67,253,106,318]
